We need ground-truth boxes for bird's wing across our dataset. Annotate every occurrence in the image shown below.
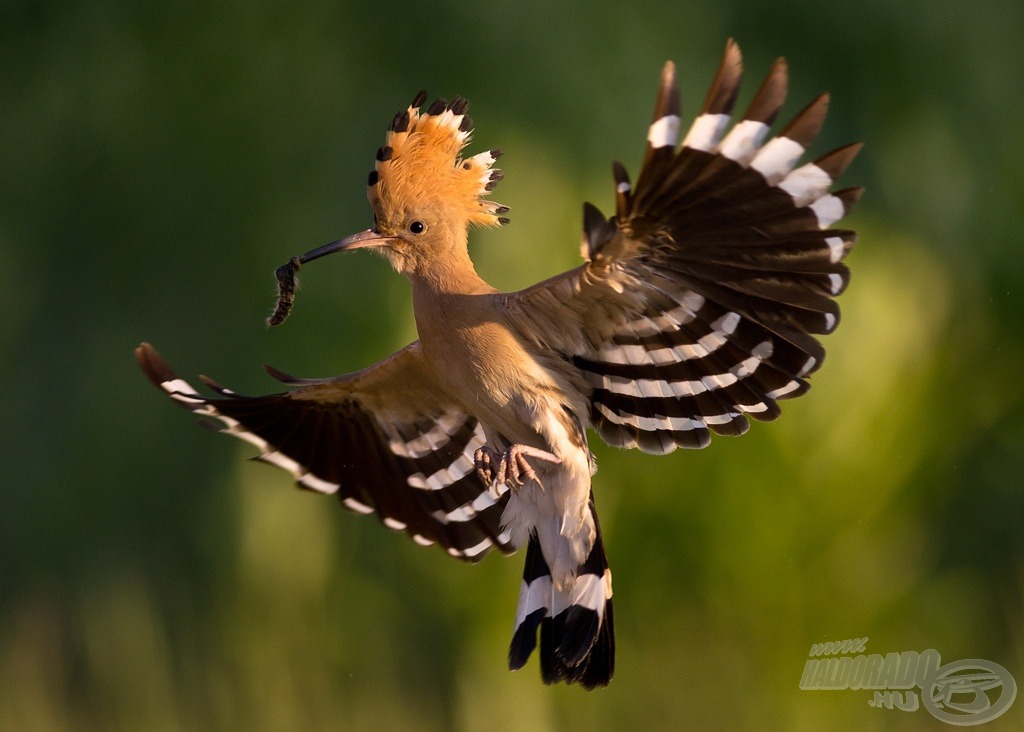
[136,341,513,562]
[505,40,861,455]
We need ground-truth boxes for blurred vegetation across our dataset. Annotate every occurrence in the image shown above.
[2,1,1023,729]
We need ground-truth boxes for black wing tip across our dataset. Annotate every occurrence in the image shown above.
[701,38,744,115]
[612,160,633,218]
[720,37,741,69]
[198,373,234,396]
[656,60,680,118]
[612,160,630,186]
[264,363,302,384]
[814,142,865,180]
[582,202,617,260]
[135,342,177,388]
[136,342,240,401]
[780,92,831,146]
[742,56,789,126]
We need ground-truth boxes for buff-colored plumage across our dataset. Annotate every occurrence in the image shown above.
[370,95,509,229]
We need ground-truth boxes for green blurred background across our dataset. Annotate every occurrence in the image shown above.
[3,1,1023,729]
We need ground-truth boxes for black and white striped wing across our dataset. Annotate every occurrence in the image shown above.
[575,284,816,453]
[136,342,513,562]
[512,40,861,455]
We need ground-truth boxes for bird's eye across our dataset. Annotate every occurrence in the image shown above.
[409,221,425,234]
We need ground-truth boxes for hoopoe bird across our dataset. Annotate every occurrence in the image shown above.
[137,40,861,689]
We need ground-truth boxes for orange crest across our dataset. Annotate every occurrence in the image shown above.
[367,92,509,228]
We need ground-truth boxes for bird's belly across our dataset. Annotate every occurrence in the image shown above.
[423,322,596,574]
[425,323,552,444]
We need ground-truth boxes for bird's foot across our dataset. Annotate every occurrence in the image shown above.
[474,444,561,489]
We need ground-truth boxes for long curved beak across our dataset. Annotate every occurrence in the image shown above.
[267,228,395,326]
[294,228,393,265]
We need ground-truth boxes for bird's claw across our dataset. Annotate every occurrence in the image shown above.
[475,444,561,490]
[474,446,498,487]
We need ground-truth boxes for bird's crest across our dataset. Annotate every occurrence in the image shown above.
[367,92,509,227]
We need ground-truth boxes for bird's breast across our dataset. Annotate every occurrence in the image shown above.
[416,302,561,444]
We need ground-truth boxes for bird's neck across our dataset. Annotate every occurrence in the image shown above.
[408,244,493,297]
[408,244,497,345]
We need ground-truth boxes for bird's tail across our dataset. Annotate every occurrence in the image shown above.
[507,497,614,689]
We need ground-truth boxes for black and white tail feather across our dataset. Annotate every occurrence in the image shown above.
[508,495,614,688]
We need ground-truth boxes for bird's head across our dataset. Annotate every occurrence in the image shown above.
[266,92,509,325]
[365,92,508,273]
[295,93,509,276]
